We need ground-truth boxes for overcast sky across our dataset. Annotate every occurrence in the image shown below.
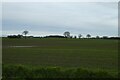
[2,0,119,2]
[2,2,118,37]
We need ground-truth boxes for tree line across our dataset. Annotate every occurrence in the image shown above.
[7,30,119,39]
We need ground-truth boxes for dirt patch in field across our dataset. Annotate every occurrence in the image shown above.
[8,46,37,48]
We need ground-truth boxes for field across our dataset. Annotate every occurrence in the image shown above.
[2,38,118,79]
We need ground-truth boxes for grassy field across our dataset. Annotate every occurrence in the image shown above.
[2,38,118,79]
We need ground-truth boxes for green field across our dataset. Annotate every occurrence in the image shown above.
[2,38,118,79]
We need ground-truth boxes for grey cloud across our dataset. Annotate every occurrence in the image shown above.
[2,2,118,37]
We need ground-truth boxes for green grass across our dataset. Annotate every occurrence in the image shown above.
[2,38,118,78]
[2,64,117,80]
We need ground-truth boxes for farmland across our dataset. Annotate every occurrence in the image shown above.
[2,38,118,79]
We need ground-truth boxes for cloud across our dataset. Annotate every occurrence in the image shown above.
[0,3,2,37]
[2,2,118,37]
[2,0,119,2]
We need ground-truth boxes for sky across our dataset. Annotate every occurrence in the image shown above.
[1,0,119,2]
[1,1,118,37]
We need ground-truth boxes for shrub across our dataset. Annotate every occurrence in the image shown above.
[2,64,117,80]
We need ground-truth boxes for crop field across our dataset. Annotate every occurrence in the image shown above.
[2,38,118,79]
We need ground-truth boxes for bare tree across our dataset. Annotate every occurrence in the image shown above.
[96,36,100,39]
[63,31,70,38]
[22,30,29,38]
[86,34,91,38]
[78,34,82,38]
